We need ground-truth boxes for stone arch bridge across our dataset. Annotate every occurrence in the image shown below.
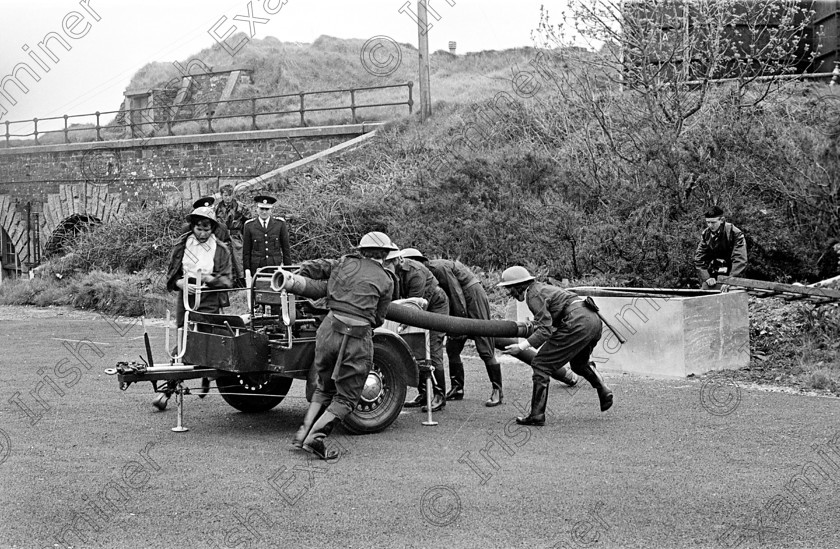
[0,124,379,279]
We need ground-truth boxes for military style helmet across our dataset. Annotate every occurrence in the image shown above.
[357,231,398,251]
[186,206,218,227]
[497,266,535,287]
[399,247,426,261]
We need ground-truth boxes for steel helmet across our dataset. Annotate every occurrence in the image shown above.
[497,266,535,287]
[399,247,426,261]
[357,231,398,251]
[186,206,218,227]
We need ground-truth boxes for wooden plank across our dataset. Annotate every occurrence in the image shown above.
[721,276,840,301]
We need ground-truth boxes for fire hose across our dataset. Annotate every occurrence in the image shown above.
[271,269,533,339]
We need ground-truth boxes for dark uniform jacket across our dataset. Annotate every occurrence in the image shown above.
[525,282,584,349]
[298,254,394,328]
[694,222,748,282]
[242,216,291,274]
[214,199,249,235]
[394,258,442,302]
[427,259,481,318]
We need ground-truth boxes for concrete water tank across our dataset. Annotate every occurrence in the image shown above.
[507,287,750,378]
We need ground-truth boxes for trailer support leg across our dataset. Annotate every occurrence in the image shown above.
[171,382,189,433]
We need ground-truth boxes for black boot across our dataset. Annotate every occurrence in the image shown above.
[445,361,465,400]
[422,368,447,412]
[573,361,614,412]
[404,371,427,408]
[484,362,504,407]
[516,379,548,426]
[302,412,341,461]
[550,364,579,387]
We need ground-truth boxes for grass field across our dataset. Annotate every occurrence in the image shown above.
[1,305,839,549]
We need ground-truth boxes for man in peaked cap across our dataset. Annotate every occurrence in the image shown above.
[242,195,291,279]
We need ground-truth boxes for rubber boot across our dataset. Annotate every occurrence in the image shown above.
[573,361,614,412]
[515,379,549,426]
[404,370,427,408]
[302,411,341,461]
[550,364,579,387]
[445,360,465,401]
[422,368,447,412]
[291,401,324,448]
[484,362,504,407]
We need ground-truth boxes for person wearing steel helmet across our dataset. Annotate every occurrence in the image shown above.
[385,247,450,413]
[287,231,396,460]
[165,206,234,329]
[498,266,613,425]
[399,248,508,407]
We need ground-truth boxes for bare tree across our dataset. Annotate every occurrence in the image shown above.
[534,0,817,138]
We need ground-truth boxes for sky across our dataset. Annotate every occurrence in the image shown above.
[0,0,560,127]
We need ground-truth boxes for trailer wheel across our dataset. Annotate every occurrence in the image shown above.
[343,339,408,434]
[216,374,294,413]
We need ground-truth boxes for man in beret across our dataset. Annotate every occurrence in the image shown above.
[694,205,747,290]
[242,195,291,280]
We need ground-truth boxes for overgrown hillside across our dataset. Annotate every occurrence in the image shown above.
[127,34,542,107]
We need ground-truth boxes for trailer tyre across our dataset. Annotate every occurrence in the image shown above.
[343,339,408,434]
[216,374,294,413]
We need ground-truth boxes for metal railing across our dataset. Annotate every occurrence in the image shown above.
[1,82,414,148]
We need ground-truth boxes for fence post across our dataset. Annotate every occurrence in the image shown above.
[129,108,135,139]
[299,93,306,127]
[95,112,102,141]
[33,118,39,145]
[350,89,357,123]
[63,115,69,143]
[4,121,9,147]
[407,81,414,114]
[251,97,258,130]
[207,102,214,133]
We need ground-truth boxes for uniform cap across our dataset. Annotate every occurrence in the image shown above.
[400,248,426,262]
[186,206,218,227]
[193,196,215,209]
[254,195,277,208]
[497,266,535,287]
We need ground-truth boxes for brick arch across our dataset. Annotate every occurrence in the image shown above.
[40,183,125,256]
[0,194,29,269]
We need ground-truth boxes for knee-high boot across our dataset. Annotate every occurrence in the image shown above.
[572,361,614,412]
[422,368,447,412]
[484,362,503,407]
[515,378,549,426]
[446,360,465,400]
[302,411,342,461]
[291,401,325,448]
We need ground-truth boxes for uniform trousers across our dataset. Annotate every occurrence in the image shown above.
[311,313,373,419]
